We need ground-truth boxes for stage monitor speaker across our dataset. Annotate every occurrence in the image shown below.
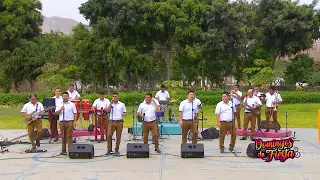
[69,144,94,159]
[181,143,204,158]
[260,120,281,130]
[246,143,257,158]
[127,143,149,158]
[201,127,219,139]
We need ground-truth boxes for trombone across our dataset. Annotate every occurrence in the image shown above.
[273,90,278,112]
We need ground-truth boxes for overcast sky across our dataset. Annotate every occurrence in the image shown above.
[40,0,319,24]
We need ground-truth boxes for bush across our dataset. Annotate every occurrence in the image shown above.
[0,90,319,106]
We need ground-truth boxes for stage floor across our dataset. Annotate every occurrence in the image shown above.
[0,128,319,180]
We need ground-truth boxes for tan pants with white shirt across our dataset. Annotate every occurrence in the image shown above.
[142,121,159,149]
[219,121,236,150]
[182,120,198,144]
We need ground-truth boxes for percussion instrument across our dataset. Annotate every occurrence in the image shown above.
[81,99,91,120]
[156,111,165,117]
[71,100,80,120]
[159,101,168,105]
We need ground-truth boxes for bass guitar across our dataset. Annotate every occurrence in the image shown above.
[24,108,50,125]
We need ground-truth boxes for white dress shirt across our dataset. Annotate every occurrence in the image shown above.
[109,101,126,120]
[137,101,160,122]
[243,96,262,112]
[21,102,44,119]
[52,95,63,106]
[265,92,283,108]
[67,90,81,100]
[179,99,199,120]
[215,101,236,122]
[92,98,110,115]
[143,98,159,105]
[155,90,170,101]
[231,90,242,105]
[56,101,77,121]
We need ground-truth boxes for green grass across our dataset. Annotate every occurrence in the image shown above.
[0,103,319,129]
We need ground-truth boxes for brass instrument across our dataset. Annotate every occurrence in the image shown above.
[273,90,278,112]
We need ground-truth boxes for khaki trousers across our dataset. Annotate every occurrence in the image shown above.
[243,113,256,137]
[265,107,278,130]
[219,121,236,150]
[182,120,198,144]
[107,120,123,151]
[235,105,241,128]
[59,121,74,151]
[142,121,159,149]
[28,120,42,147]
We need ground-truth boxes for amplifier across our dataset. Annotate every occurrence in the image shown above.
[127,143,149,158]
[181,143,204,158]
[69,144,94,159]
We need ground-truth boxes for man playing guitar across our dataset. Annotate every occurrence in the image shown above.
[253,86,265,130]
[20,94,45,151]
[240,88,262,141]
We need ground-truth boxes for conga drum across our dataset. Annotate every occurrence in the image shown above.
[81,99,91,120]
[71,100,80,120]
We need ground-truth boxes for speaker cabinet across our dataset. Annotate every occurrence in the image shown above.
[181,143,204,158]
[201,127,219,139]
[259,120,281,130]
[246,143,257,158]
[127,143,149,158]
[69,144,94,159]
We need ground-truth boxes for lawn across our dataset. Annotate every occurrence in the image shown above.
[0,103,318,129]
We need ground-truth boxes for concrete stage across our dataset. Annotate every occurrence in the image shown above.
[0,128,319,180]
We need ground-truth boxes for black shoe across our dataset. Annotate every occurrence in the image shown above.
[248,128,251,130]
[60,151,67,155]
[105,150,112,155]
[155,149,161,153]
[31,146,36,151]
[229,147,234,152]
[238,126,241,129]
[53,137,58,142]
[73,138,76,143]
[220,149,224,153]
[114,150,120,156]
[36,140,40,147]
[240,137,247,140]
[250,136,254,141]
[257,128,261,131]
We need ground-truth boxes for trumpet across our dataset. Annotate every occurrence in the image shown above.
[273,90,278,112]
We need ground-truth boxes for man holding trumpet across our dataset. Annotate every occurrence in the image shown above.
[264,86,283,133]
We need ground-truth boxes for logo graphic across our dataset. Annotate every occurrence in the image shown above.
[253,138,300,162]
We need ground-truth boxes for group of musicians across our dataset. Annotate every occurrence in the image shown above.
[20,84,281,155]
[216,85,283,153]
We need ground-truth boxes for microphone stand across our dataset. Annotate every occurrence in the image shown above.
[230,97,241,155]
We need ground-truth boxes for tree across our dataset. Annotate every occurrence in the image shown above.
[285,54,316,84]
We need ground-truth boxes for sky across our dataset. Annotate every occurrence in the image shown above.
[40,0,320,25]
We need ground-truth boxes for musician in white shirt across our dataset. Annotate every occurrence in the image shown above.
[52,88,63,142]
[137,93,161,153]
[53,92,77,155]
[67,83,81,100]
[20,94,44,151]
[230,85,242,129]
[179,90,199,144]
[215,92,236,153]
[92,91,110,140]
[240,89,262,141]
[105,92,127,156]
[253,86,264,129]
[264,86,283,133]
[155,85,170,103]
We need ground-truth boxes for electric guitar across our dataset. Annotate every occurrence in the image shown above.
[244,96,261,117]
[24,108,50,125]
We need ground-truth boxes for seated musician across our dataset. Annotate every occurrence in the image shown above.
[155,85,170,105]
[20,94,45,151]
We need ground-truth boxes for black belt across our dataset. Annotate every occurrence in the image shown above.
[245,112,251,113]
[235,104,240,106]
[143,120,156,123]
[182,119,194,121]
[60,120,74,122]
[110,120,123,122]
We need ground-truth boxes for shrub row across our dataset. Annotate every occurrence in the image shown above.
[0,90,319,106]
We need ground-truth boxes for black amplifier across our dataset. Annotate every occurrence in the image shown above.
[181,143,204,158]
[127,143,149,158]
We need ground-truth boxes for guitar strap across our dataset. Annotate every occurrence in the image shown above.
[36,103,38,112]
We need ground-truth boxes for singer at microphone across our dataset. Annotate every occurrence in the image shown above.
[137,93,161,153]
[179,90,198,144]
[92,91,111,140]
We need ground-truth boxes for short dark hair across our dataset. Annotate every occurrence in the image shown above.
[146,92,152,97]
[29,94,37,99]
[62,91,69,96]
[99,90,105,95]
[234,84,239,88]
[69,83,74,87]
[188,90,194,94]
[268,86,275,91]
[112,92,119,95]
[55,87,60,90]
[161,84,166,88]
[222,92,229,96]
